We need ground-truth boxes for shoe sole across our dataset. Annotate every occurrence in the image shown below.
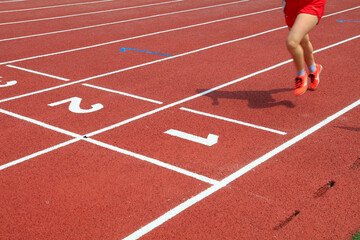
[295,86,307,96]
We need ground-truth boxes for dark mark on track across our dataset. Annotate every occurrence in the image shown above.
[273,210,300,230]
[83,136,88,138]
[350,158,360,170]
[313,181,335,198]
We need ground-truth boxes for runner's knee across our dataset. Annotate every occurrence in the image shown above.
[286,38,299,51]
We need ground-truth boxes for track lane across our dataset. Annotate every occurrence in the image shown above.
[0,140,211,239]
[89,36,360,180]
[139,104,360,239]
[1,4,358,90]
[80,8,359,104]
[0,0,359,239]
[0,113,72,165]
[0,0,249,39]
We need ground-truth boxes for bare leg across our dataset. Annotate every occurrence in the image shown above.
[286,13,318,72]
[300,34,315,68]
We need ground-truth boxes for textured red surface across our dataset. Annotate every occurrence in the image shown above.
[0,141,209,239]
[0,0,359,239]
[0,84,161,135]
[143,107,360,240]
[0,114,71,165]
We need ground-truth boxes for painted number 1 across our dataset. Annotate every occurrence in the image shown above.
[165,129,219,146]
[0,80,17,87]
[48,97,103,113]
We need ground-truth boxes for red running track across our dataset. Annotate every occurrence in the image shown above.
[0,0,359,239]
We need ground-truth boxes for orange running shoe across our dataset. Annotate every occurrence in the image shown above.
[294,74,308,96]
[309,64,323,90]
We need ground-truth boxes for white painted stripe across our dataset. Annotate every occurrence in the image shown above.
[0,0,113,13]
[0,28,287,103]
[0,108,82,138]
[0,0,249,44]
[0,29,358,107]
[222,100,360,185]
[322,6,360,18]
[0,138,80,171]
[0,3,356,45]
[0,108,217,184]
[6,64,70,81]
[0,0,241,26]
[84,35,360,137]
[0,6,278,47]
[123,184,223,240]
[84,137,219,185]
[123,99,360,240]
[0,0,24,3]
[180,107,287,135]
[0,4,357,64]
[82,83,163,104]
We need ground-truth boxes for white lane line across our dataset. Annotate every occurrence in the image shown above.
[0,8,270,45]
[0,0,241,26]
[84,34,360,137]
[0,138,81,171]
[0,107,217,184]
[0,0,24,3]
[0,108,82,138]
[84,137,220,185]
[6,64,70,81]
[0,26,358,107]
[180,107,287,135]
[0,31,358,130]
[221,99,360,185]
[0,27,287,103]
[0,5,278,49]
[0,4,357,63]
[0,1,253,44]
[123,98,360,240]
[0,0,113,13]
[82,83,163,104]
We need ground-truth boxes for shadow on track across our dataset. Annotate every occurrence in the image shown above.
[196,88,295,109]
[334,126,360,132]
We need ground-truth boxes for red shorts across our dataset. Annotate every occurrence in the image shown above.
[283,0,326,28]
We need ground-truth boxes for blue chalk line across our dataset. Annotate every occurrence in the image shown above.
[120,47,173,57]
[337,20,360,23]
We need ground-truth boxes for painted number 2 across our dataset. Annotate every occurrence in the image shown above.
[48,97,103,113]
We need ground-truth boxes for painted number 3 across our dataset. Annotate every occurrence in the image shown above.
[48,97,103,114]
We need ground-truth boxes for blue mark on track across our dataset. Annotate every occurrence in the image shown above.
[120,47,174,57]
[337,20,360,23]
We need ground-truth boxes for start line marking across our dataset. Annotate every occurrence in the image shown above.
[6,64,70,81]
